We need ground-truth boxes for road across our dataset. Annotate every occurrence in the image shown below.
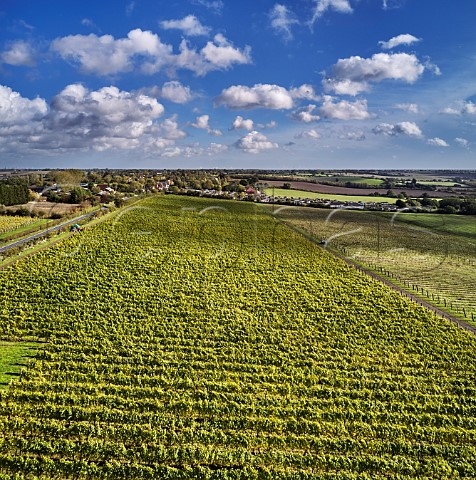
[0,209,102,254]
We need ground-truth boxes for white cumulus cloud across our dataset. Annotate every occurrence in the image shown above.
[234,131,278,153]
[216,83,315,110]
[231,116,254,131]
[311,0,353,24]
[379,34,421,50]
[427,137,449,147]
[160,15,211,36]
[292,104,321,122]
[190,114,222,136]
[372,121,423,137]
[320,96,372,120]
[0,85,48,124]
[441,101,476,115]
[0,83,176,155]
[324,52,426,96]
[51,29,251,77]
[1,40,37,67]
[295,128,321,139]
[160,81,193,104]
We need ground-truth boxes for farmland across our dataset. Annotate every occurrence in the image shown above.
[272,206,476,322]
[1,195,476,478]
[0,216,38,235]
[263,188,395,204]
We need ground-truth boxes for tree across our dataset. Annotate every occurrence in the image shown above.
[69,187,89,204]
[49,169,84,189]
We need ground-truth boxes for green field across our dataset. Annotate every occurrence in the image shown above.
[264,188,396,204]
[273,206,476,321]
[1,195,476,478]
[0,341,39,389]
[321,176,385,186]
[397,212,476,238]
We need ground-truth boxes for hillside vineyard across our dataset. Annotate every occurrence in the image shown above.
[1,195,476,479]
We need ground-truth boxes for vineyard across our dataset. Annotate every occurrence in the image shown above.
[1,195,476,478]
[0,216,37,235]
[273,206,476,322]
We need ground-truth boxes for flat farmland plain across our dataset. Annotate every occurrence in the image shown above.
[1,195,476,479]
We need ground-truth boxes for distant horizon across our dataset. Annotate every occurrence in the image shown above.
[2,167,476,174]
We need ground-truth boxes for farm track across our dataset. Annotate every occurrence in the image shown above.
[281,220,476,337]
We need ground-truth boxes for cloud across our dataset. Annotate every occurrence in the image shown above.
[126,1,135,16]
[292,104,321,122]
[0,83,175,155]
[51,29,171,76]
[311,0,353,24]
[160,81,193,103]
[324,52,426,96]
[191,0,224,14]
[81,18,101,32]
[320,96,372,120]
[379,34,420,50]
[295,128,320,139]
[234,131,278,153]
[156,115,186,140]
[231,115,254,131]
[0,84,48,124]
[382,0,406,10]
[395,103,419,114]
[190,114,222,136]
[51,29,251,77]
[290,84,320,101]
[441,101,476,115]
[340,130,366,141]
[216,83,316,110]
[197,34,251,72]
[269,4,299,41]
[427,137,449,147]
[160,15,211,36]
[372,121,423,137]
[257,120,278,129]
[191,114,211,129]
[455,137,469,148]
[1,40,36,66]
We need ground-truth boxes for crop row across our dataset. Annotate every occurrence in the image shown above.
[1,196,476,478]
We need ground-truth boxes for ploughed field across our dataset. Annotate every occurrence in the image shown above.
[1,195,476,479]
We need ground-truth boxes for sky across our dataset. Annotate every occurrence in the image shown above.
[0,0,475,170]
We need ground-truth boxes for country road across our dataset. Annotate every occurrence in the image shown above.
[0,209,102,254]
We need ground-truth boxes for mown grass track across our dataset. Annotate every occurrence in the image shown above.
[0,195,476,479]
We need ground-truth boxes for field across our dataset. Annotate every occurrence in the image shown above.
[271,206,476,322]
[263,180,454,199]
[0,216,37,235]
[264,188,395,204]
[0,341,40,389]
[5,201,84,217]
[1,195,476,478]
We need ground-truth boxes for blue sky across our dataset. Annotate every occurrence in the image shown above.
[1,0,475,169]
